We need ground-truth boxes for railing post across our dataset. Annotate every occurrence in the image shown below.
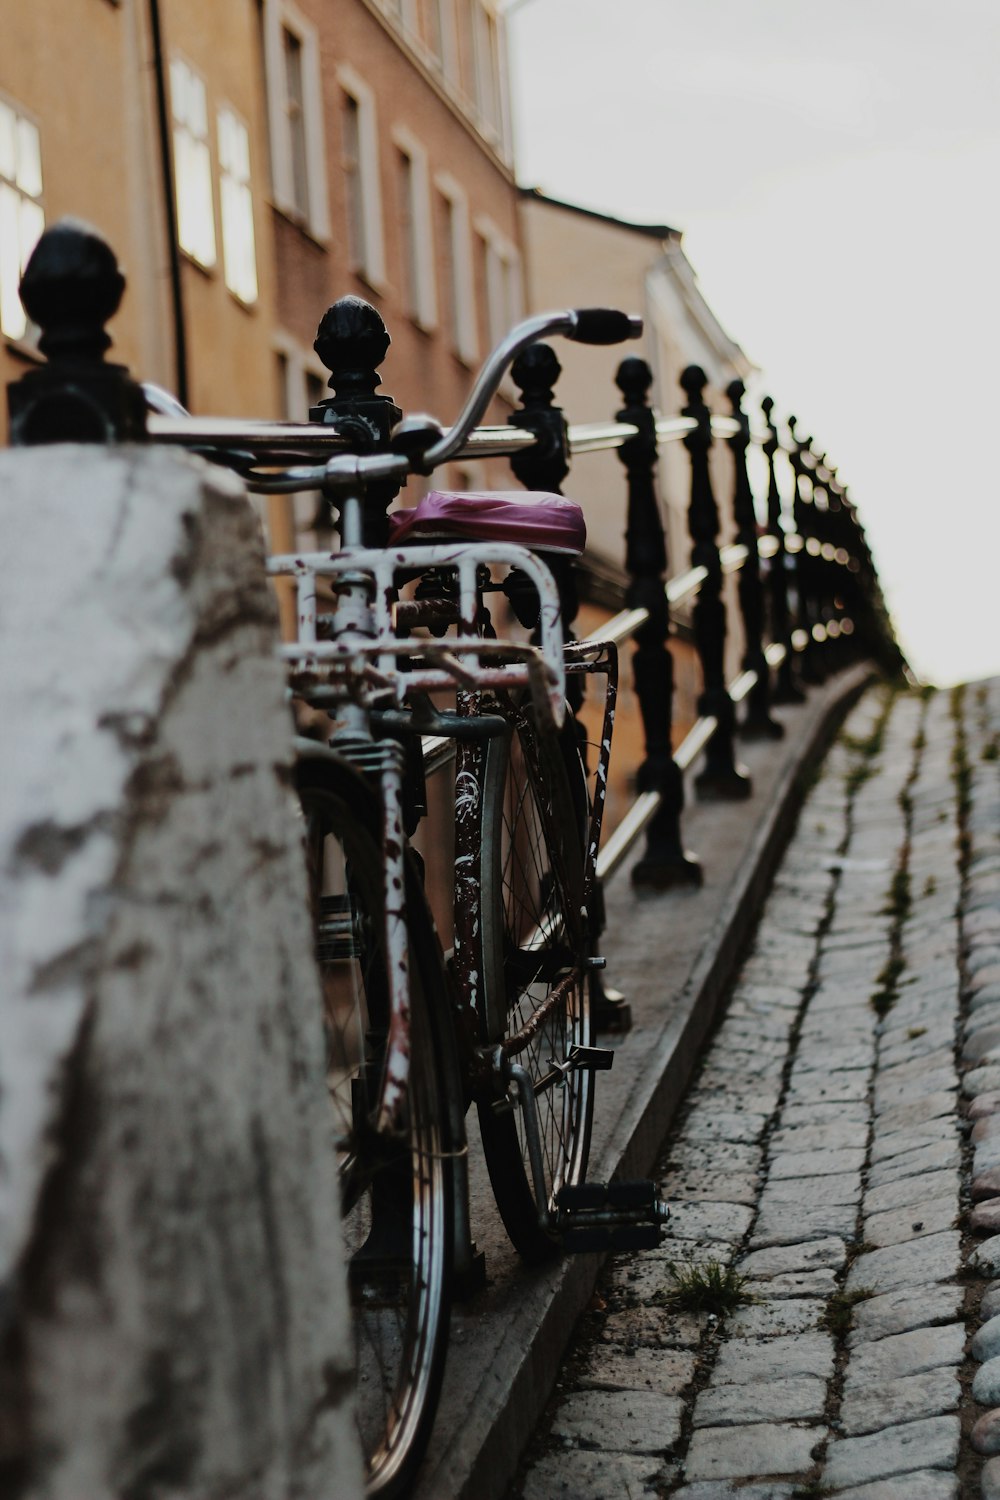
[761,395,804,704]
[507,342,632,1029]
[507,342,584,715]
[787,415,823,683]
[311,296,403,547]
[813,453,841,670]
[7,218,147,445]
[726,379,782,740]
[825,469,853,668]
[616,356,700,889]
[680,364,751,800]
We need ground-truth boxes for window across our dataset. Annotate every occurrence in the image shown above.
[458,0,477,105]
[436,0,459,82]
[338,66,385,288]
[436,174,476,364]
[471,2,500,140]
[262,1,329,237]
[218,107,258,304]
[422,0,443,61]
[342,95,363,270]
[476,217,522,350]
[0,97,44,341]
[433,2,510,159]
[275,336,330,545]
[394,129,436,330]
[170,57,216,269]
[283,28,308,215]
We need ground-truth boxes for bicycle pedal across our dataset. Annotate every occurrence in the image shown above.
[566,1044,615,1073]
[556,1178,669,1254]
[556,1181,607,1210]
[606,1180,658,1210]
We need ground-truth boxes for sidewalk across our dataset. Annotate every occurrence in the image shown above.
[509,677,1000,1499]
[415,667,870,1500]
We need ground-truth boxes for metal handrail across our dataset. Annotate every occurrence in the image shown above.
[143,401,863,840]
[568,421,639,455]
[146,409,833,468]
[594,633,824,884]
[147,414,543,462]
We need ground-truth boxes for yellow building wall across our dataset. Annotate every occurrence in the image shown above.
[1,0,279,443]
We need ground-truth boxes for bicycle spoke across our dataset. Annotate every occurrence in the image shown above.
[474,706,593,1260]
[300,771,451,1495]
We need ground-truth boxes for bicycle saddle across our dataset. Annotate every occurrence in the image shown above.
[388,490,586,557]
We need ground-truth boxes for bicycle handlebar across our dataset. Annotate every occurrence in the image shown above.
[565,308,642,345]
[142,306,642,495]
[416,307,640,473]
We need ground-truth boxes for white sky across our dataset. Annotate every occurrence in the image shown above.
[507,0,1000,685]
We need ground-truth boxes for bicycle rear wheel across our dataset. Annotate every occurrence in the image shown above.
[297,759,454,1499]
[471,704,593,1262]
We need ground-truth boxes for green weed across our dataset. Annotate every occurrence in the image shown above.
[654,1260,754,1317]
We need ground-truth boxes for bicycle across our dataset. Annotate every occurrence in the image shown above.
[147,305,669,1497]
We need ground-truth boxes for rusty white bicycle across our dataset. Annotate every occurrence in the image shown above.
[149,306,668,1497]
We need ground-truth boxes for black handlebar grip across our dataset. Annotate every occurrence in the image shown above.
[567,308,643,345]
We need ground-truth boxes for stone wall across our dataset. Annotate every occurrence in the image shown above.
[0,445,362,1499]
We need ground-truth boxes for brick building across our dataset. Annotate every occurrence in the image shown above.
[2,0,522,484]
[262,1,523,488]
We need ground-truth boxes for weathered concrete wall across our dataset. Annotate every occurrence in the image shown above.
[0,446,362,1500]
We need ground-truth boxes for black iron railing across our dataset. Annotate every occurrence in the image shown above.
[7,221,900,914]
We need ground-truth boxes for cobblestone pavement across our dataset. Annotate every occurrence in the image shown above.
[507,677,1000,1500]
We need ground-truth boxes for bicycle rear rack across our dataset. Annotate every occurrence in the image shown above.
[268,540,568,730]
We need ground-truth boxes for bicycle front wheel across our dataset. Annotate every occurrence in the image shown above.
[297,759,454,1499]
[472,705,593,1261]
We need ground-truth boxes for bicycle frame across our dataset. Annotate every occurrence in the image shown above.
[272,544,620,1123]
[269,483,585,1127]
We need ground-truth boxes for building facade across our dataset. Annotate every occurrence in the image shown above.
[519,189,752,582]
[0,0,283,442]
[1,0,522,488]
[518,190,755,786]
[262,0,523,500]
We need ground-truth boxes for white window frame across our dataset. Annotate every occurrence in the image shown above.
[474,213,522,352]
[217,103,258,305]
[274,328,328,416]
[471,1,500,143]
[0,93,44,344]
[262,0,329,239]
[437,0,460,87]
[274,329,331,544]
[170,55,217,270]
[435,171,477,365]
[392,126,437,331]
[337,64,386,290]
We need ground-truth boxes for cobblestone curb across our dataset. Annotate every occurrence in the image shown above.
[958,681,1000,1499]
[510,678,991,1499]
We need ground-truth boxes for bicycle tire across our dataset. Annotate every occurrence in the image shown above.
[471,704,594,1262]
[296,758,455,1499]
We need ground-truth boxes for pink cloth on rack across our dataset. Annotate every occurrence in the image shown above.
[388,489,586,556]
